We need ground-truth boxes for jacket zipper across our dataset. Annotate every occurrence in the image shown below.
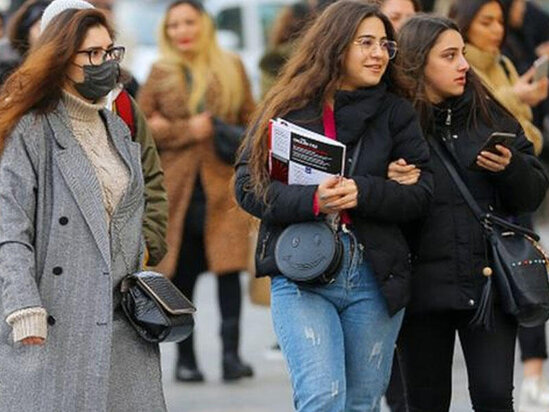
[259,230,271,260]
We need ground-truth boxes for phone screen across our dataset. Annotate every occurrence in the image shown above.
[469,132,516,170]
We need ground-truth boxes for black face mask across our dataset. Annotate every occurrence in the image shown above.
[73,60,120,101]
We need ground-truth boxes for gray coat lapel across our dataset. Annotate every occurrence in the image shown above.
[46,107,112,269]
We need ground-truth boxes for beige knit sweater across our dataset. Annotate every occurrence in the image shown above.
[466,43,543,155]
[7,91,130,343]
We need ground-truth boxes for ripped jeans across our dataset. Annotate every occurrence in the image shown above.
[271,231,404,412]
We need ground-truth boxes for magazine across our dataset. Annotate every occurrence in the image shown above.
[269,118,346,185]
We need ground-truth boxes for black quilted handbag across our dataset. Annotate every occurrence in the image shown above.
[121,271,196,343]
[213,117,246,164]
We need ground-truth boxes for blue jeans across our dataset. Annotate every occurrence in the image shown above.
[271,231,404,412]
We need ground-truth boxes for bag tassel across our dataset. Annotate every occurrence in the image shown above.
[469,266,495,331]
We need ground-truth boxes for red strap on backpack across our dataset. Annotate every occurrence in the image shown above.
[114,89,136,139]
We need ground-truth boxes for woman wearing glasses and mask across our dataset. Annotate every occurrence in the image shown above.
[235,2,432,410]
[0,1,166,410]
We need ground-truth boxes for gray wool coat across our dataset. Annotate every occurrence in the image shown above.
[0,103,167,412]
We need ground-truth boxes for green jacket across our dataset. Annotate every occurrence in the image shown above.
[113,94,168,265]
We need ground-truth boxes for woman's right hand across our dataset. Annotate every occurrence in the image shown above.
[387,158,421,185]
[316,176,345,214]
[513,67,549,107]
[21,337,45,346]
[188,112,214,142]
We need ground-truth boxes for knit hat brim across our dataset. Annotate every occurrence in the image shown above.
[40,0,95,34]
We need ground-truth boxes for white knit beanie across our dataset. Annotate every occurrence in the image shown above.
[40,0,95,33]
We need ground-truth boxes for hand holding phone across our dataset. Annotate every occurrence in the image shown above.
[469,132,516,171]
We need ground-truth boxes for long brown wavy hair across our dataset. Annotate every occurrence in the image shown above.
[242,0,395,199]
[0,8,114,152]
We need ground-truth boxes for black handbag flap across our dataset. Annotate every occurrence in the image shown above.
[133,272,196,315]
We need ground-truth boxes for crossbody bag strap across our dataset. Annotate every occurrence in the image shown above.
[429,137,484,221]
[347,134,364,176]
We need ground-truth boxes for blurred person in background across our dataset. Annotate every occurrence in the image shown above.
[450,0,546,155]
[0,12,5,38]
[0,1,166,410]
[378,0,421,32]
[500,0,549,164]
[0,0,49,84]
[500,0,549,75]
[138,0,256,383]
[259,2,312,98]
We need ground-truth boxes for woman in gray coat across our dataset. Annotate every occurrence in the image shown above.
[0,1,166,411]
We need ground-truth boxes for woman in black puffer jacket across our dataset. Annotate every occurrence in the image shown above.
[235,2,433,410]
[389,15,549,412]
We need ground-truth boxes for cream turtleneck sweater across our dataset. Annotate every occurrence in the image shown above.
[62,90,130,221]
[465,43,543,154]
[6,92,131,343]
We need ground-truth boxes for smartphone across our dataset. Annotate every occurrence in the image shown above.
[469,132,516,170]
[534,55,549,82]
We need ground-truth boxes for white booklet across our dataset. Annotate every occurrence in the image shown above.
[269,118,346,185]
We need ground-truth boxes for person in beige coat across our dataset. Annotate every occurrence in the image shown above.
[450,0,548,155]
[138,0,255,383]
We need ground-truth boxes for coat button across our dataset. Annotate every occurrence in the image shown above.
[47,316,56,326]
[468,299,475,306]
[52,266,63,276]
[59,217,69,225]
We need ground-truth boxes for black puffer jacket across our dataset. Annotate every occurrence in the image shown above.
[235,83,434,315]
[406,87,549,313]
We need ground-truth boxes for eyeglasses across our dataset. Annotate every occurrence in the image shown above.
[353,38,398,60]
[75,46,126,66]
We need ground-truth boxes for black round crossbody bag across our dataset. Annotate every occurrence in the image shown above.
[273,136,363,284]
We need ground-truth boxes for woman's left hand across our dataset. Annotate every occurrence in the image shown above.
[476,145,513,172]
[324,178,358,211]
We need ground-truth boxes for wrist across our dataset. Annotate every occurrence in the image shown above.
[6,307,48,343]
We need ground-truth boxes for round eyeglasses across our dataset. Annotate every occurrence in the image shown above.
[75,46,126,66]
[353,38,398,60]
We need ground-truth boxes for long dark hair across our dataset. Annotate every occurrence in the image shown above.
[448,0,507,45]
[269,2,313,47]
[7,0,50,55]
[394,14,493,130]
[243,0,395,198]
[0,9,115,148]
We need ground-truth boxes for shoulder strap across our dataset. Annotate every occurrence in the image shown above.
[348,135,363,176]
[429,137,541,240]
[429,137,484,220]
[114,89,136,139]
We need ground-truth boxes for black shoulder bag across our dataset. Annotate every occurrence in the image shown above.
[430,138,549,329]
[273,136,364,284]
